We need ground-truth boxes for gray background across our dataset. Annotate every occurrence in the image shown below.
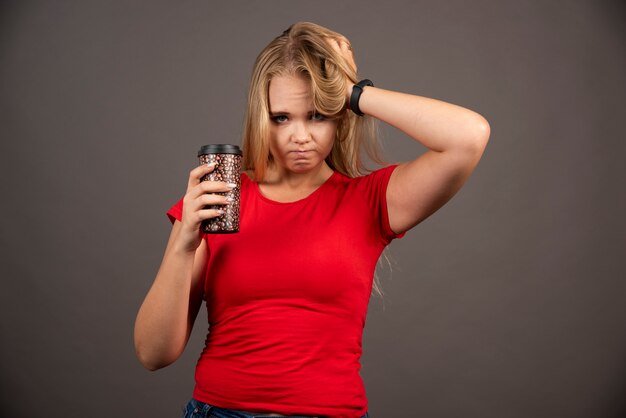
[1,1,625,417]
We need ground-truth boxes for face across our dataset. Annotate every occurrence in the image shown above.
[267,73,337,176]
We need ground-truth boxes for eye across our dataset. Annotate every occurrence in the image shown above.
[271,115,288,124]
[311,112,327,121]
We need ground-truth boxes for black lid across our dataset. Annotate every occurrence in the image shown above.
[197,144,242,156]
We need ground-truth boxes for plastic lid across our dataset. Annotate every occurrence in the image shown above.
[197,144,242,156]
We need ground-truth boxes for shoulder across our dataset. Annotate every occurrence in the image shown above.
[237,171,255,198]
[241,170,255,184]
[327,165,399,201]
[348,164,400,188]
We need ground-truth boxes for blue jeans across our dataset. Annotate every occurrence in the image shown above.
[181,398,370,418]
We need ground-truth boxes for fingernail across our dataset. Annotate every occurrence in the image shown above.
[226,183,237,189]
[225,196,234,203]
[207,162,216,167]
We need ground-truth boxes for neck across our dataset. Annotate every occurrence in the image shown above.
[264,162,334,189]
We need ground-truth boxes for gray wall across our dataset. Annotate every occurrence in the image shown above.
[1,1,625,417]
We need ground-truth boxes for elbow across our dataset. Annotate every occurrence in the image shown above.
[464,115,490,154]
[134,338,177,371]
[135,347,174,371]
[143,362,166,372]
[137,354,162,372]
[477,116,491,144]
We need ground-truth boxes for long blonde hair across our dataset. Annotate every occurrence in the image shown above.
[241,22,393,297]
[242,21,386,181]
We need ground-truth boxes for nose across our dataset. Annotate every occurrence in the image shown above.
[291,121,310,144]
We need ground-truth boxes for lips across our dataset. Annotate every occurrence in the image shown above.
[291,150,312,158]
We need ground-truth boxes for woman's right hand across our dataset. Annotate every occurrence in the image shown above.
[136,163,228,370]
[175,162,235,253]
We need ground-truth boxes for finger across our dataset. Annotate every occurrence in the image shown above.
[339,39,357,68]
[187,162,217,190]
[197,208,226,221]
[327,37,357,73]
[198,193,231,207]
[200,179,237,193]
[326,36,342,53]
[332,37,351,53]
[339,37,351,51]
[189,180,236,199]
[182,195,228,222]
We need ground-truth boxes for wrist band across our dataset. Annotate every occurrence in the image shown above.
[349,79,374,116]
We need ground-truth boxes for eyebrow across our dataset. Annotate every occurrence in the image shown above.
[269,110,317,116]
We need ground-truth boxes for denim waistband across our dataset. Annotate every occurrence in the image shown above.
[181,398,370,418]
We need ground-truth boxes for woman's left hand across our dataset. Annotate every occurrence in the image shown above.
[326,36,357,103]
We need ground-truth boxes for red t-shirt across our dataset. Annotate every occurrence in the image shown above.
[167,165,405,418]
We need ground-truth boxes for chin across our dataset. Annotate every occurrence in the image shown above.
[288,162,315,172]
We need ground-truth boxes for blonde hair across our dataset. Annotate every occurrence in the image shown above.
[242,21,386,181]
[241,22,392,297]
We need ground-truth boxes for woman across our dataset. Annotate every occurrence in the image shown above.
[134,22,490,418]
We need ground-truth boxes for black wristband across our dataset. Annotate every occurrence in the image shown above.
[349,79,374,116]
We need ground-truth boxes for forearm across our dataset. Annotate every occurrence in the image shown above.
[356,86,490,152]
[134,245,197,370]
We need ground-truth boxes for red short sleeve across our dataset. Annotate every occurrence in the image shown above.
[355,164,406,245]
[166,197,184,224]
